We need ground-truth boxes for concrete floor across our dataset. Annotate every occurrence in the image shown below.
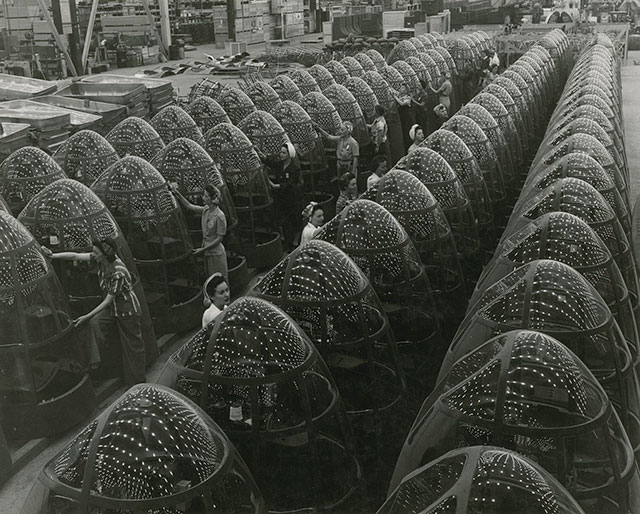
[2,44,640,514]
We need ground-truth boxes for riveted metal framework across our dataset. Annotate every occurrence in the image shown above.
[26,384,265,513]
[251,239,405,416]
[106,116,165,162]
[384,446,587,514]
[344,76,377,123]
[159,297,360,512]
[150,105,204,146]
[392,329,640,514]
[504,178,639,299]
[391,61,422,96]
[474,212,638,347]
[443,115,506,205]
[0,147,67,215]
[379,65,407,93]
[354,52,376,72]
[185,96,231,134]
[386,40,417,65]
[52,130,119,186]
[0,211,94,439]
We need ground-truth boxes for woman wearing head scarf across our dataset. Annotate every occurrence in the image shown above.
[201,272,230,329]
[171,183,228,279]
[429,72,453,112]
[407,124,425,153]
[300,202,325,246]
[256,141,304,251]
[392,83,417,152]
[315,121,360,177]
[43,238,146,385]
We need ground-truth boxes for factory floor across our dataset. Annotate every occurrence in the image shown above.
[1,44,640,514]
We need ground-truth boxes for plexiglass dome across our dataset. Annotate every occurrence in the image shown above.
[405,56,432,89]
[18,178,158,361]
[272,100,321,156]
[473,212,638,345]
[379,65,407,93]
[391,330,639,514]
[425,129,493,229]
[158,297,360,512]
[359,170,463,298]
[151,137,238,231]
[442,115,506,205]
[394,147,480,259]
[238,110,290,156]
[251,239,405,415]
[362,71,396,112]
[457,102,515,190]
[344,76,377,123]
[106,116,165,162]
[218,87,256,126]
[287,68,321,95]
[270,74,303,104]
[315,200,440,370]
[439,260,640,456]
[483,83,528,155]
[322,84,370,146]
[0,147,67,215]
[150,105,204,146]
[91,156,192,262]
[0,211,93,439]
[519,152,630,236]
[383,446,587,514]
[503,179,637,295]
[185,96,231,134]
[308,64,336,91]
[241,81,282,115]
[324,60,351,84]
[340,56,365,78]
[300,92,343,138]
[52,130,119,186]
[24,384,265,513]
[365,49,386,71]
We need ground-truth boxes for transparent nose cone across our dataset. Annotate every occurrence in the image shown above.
[106,116,165,162]
[52,129,119,186]
[184,95,230,134]
[158,296,360,512]
[22,384,265,514]
[150,105,204,146]
[251,239,405,416]
[0,146,67,215]
[383,446,587,514]
[392,330,640,514]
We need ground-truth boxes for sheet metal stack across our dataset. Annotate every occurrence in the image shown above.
[56,82,150,119]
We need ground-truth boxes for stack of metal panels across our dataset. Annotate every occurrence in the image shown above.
[56,82,150,119]
[80,74,174,116]
[31,95,127,135]
[0,122,32,160]
[0,74,57,101]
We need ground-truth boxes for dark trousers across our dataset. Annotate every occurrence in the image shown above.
[91,310,146,385]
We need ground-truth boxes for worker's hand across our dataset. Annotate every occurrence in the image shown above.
[41,246,53,259]
[74,315,90,327]
[193,247,205,256]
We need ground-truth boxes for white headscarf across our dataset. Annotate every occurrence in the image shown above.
[283,141,296,159]
[409,124,420,141]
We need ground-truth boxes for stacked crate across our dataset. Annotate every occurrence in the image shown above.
[213,5,231,48]
[270,0,304,39]
[233,0,269,45]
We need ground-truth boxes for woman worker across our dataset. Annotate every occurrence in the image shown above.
[43,238,146,385]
